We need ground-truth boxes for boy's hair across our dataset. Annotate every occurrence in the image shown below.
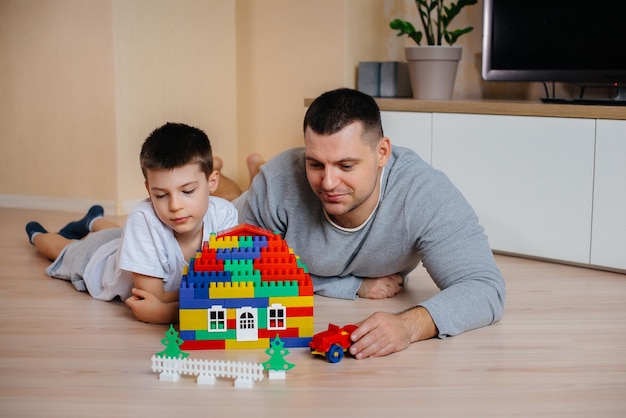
[140,122,213,179]
[303,88,384,146]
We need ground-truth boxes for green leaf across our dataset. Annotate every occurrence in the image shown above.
[444,26,474,45]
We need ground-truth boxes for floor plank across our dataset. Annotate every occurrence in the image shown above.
[1,208,625,417]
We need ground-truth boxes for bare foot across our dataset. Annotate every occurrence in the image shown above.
[212,156,242,201]
[214,156,223,172]
[246,153,265,185]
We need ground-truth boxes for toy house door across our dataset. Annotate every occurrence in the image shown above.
[235,307,258,341]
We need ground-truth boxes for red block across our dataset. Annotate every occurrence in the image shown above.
[181,340,226,350]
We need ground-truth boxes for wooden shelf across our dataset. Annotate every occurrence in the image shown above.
[305,98,626,120]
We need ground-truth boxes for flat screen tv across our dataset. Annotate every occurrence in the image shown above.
[482,0,626,104]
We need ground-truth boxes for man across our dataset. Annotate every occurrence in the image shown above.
[217,88,505,359]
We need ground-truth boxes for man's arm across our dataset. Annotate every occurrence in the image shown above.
[125,273,179,324]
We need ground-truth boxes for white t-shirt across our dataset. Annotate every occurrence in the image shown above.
[83,197,238,301]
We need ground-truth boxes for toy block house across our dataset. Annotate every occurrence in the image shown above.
[179,224,314,350]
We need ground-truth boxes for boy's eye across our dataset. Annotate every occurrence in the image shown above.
[154,194,166,199]
[183,188,196,195]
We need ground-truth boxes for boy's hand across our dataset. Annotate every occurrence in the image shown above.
[125,273,179,324]
[126,288,161,322]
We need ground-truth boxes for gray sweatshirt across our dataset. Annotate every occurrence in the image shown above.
[235,146,505,338]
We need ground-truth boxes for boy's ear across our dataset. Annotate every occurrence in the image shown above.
[144,181,150,195]
[208,170,220,194]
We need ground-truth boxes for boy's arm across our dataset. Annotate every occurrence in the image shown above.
[125,273,179,324]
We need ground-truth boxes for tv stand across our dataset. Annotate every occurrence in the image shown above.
[541,87,626,106]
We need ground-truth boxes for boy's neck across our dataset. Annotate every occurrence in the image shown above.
[175,223,204,261]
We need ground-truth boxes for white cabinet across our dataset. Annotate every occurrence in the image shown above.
[381,111,432,164]
[431,114,596,264]
[591,120,626,270]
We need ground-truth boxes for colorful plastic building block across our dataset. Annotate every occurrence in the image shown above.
[309,323,358,363]
[179,224,314,350]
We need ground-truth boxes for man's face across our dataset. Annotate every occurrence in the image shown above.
[304,121,390,229]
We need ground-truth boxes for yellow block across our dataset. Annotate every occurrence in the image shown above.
[225,338,269,350]
[209,281,255,299]
[179,309,207,330]
[287,315,314,330]
[209,235,240,249]
[287,316,314,337]
[269,295,314,307]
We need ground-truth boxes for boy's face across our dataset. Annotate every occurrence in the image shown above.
[144,163,218,239]
[304,121,390,229]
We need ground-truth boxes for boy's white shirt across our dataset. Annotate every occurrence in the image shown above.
[83,196,238,301]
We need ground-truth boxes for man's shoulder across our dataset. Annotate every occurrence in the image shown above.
[388,145,432,176]
[264,147,305,171]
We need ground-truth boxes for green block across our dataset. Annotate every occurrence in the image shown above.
[224,259,255,275]
[195,329,237,341]
[254,280,299,298]
[230,270,261,285]
[238,236,254,248]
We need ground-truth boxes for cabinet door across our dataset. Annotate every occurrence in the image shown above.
[432,113,595,264]
[591,120,626,270]
[381,111,432,164]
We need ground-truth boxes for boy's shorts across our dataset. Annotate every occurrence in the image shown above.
[46,228,122,291]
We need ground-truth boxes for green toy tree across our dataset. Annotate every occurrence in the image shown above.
[262,335,295,372]
[156,324,189,359]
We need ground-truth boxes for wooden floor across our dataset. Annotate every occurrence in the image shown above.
[1,207,625,417]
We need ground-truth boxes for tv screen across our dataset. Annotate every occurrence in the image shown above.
[482,0,626,87]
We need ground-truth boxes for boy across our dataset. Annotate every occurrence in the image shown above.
[25,122,238,324]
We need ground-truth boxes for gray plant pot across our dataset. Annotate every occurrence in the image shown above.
[405,46,462,100]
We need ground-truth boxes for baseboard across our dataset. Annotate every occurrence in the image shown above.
[0,194,142,215]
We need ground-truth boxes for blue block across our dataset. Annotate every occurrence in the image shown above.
[194,284,209,299]
[187,270,231,284]
[179,330,196,340]
[179,298,225,309]
[281,337,313,348]
[221,297,269,309]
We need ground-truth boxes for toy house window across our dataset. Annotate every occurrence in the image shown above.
[208,307,226,331]
[268,305,286,330]
[239,312,255,329]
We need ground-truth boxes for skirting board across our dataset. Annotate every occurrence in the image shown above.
[0,194,142,216]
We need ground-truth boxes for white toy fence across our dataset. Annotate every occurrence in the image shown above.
[151,355,265,388]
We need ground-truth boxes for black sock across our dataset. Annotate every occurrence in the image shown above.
[58,205,104,240]
[26,221,47,245]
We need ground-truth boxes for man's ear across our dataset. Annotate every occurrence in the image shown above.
[208,170,220,194]
[378,137,392,168]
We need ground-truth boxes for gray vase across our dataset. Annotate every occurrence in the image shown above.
[405,46,462,100]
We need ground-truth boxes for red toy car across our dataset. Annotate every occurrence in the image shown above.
[309,323,358,363]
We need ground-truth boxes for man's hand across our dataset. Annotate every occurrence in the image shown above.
[348,306,438,359]
[357,274,403,299]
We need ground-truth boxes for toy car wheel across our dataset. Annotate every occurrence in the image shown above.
[325,344,344,363]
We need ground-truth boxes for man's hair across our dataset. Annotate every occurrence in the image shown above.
[303,88,384,145]
[140,122,213,179]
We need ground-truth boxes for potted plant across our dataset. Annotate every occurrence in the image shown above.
[390,0,477,100]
